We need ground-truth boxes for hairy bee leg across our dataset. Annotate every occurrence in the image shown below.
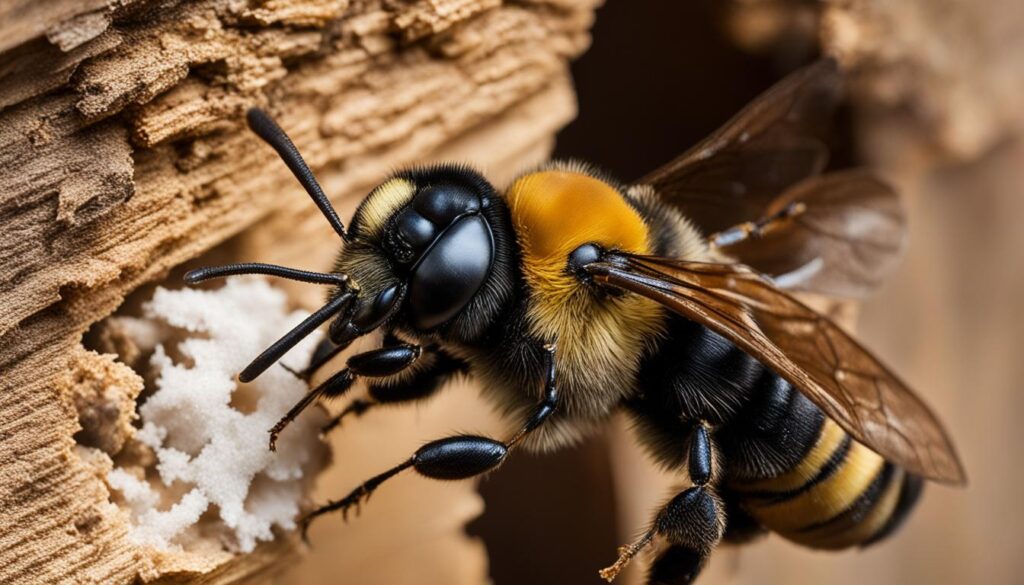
[301,343,557,538]
[268,343,422,450]
[644,487,724,585]
[601,423,724,584]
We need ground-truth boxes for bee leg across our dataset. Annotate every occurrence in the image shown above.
[297,285,408,381]
[303,337,343,381]
[268,342,422,451]
[300,343,558,539]
[303,328,408,383]
[644,487,724,585]
[600,422,723,585]
[321,347,468,436]
[707,201,806,249]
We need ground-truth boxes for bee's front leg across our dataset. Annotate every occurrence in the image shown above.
[320,344,468,436]
[268,341,422,451]
[299,343,558,540]
[600,422,724,585]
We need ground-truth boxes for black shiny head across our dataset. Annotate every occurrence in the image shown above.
[185,112,514,383]
[384,181,494,330]
[338,164,516,342]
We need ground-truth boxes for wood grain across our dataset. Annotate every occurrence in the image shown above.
[0,1,595,582]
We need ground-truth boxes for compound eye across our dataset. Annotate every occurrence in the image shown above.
[413,184,481,225]
[408,215,493,330]
[394,208,436,249]
[568,243,603,273]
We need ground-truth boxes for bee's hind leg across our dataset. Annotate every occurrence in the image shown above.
[601,422,724,585]
[644,485,724,585]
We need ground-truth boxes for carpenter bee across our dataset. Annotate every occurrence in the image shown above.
[186,59,965,584]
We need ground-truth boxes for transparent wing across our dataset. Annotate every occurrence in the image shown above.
[641,59,906,298]
[586,255,965,485]
[642,58,842,235]
[712,170,907,298]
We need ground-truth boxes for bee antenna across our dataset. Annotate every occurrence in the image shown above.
[184,263,349,286]
[238,291,356,383]
[246,107,349,242]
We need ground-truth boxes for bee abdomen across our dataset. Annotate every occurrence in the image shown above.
[720,372,825,481]
[730,418,923,549]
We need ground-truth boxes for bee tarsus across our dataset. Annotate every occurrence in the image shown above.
[300,458,415,539]
[602,421,723,584]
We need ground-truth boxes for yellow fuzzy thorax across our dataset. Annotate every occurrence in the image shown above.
[506,170,651,272]
[505,170,663,417]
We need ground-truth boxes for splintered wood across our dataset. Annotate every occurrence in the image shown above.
[0,0,597,583]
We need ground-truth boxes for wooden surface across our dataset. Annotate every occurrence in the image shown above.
[727,0,1024,159]
[0,1,596,582]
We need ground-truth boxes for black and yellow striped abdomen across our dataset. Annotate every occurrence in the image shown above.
[730,418,923,549]
[629,314,925,551]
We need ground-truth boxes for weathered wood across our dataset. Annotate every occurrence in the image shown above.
[0,0,596,582]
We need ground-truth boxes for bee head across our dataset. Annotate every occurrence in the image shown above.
[185,111,515,383]
[331,164,516,345]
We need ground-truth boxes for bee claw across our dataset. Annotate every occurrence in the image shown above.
[601,530,655,582]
